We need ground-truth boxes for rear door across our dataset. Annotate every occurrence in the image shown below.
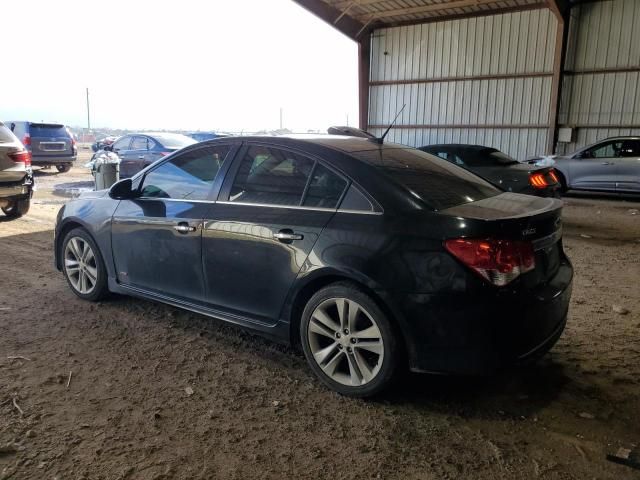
[570,140,620,191]
[111,144,236,302]
[29,123,72,158]
[615,140,640,193]
[201,143,347,325]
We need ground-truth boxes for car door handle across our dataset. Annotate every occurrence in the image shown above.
[173,222,197,234]
[273,230,303,242]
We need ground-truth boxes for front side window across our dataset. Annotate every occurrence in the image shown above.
[113,136,131,151]
[228,146,314,206]
[583,141,622,158]
[140,145,231,200]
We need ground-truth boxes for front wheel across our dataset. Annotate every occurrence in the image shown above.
[62,228,109,301]
[300,282,399,397]
[1,198,30,218]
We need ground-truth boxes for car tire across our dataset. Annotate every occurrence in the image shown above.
[300,282,399,398]
[1,198,30,218]
[61,228,109,302]
[56,164,71,173]
[555,171,568,193]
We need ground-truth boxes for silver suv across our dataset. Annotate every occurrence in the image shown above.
[0,121,33,218]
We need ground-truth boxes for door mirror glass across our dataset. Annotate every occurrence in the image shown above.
[109,178,137,199]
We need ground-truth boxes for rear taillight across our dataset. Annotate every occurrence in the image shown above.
[8,149,32,167]
[529,172,548,188]
[548,169,559,184]
[445,238,535,287]
[22,133,31,146]
[159,152,171,157]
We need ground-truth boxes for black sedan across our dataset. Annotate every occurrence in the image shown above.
[54,135,572,397]
[420,144,561,197]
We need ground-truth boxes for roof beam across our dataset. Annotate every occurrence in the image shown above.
[546,0,570,21]
[292,0,368,40]
[349,0,503,21]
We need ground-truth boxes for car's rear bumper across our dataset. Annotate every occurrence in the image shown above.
[32,155,76,165]
[0,173,34,199]
[382,258,573,375]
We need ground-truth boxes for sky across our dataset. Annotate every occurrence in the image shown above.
[0,0,359,133]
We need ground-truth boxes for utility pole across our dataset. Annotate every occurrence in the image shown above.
[85,88,91,141]
[279,107,283,130]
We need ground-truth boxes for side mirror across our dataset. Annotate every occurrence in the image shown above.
[109,178,137,199]
[103,145,113,152]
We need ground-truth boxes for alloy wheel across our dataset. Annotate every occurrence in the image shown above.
[307,297,384,386]
[64,237,98,295]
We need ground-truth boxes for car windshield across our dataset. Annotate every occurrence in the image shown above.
[30,124,69,138]
[153,134,197,149]
[351,147,500,211]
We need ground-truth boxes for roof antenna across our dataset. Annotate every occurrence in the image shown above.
[371,104,406,144]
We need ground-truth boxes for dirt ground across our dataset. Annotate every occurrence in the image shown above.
[1,151,639,479]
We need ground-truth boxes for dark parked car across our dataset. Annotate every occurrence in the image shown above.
[104,132,196,178]
[529,137,640,194]
[5,121,77,173]
[0,121,33,218]
[187,132,229,142]
[54,136,572,397]
[420,144,561,197]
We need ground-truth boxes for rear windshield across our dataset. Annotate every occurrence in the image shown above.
[30,124,70,138]
[352,148,500,211]
[0,125,17,143]
[461,149,519,167]
[153,134,196,149]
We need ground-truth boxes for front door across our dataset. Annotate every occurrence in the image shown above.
[111,144,234,302]
[571,140,620,191]
[202,144,347,325]
[112,136,134,177]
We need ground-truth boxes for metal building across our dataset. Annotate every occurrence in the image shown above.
[294,0,640,160]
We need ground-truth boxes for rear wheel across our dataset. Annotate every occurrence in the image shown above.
[56,164,71,173]
[1,198,30,218]
[62,228,109,301]
[300,282,399,397]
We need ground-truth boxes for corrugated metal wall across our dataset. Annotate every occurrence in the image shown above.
[367,9,558,160]
[557,0,640,153]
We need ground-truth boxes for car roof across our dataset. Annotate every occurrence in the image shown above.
[205,134,411,155]
[421,144,498,152]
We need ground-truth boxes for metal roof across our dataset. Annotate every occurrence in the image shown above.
[293,0,554,39]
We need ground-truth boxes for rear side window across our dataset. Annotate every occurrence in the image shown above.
[303,163,347,209]
[140,145,231,200]
[30,124,69,138]
[228,146,314,206]
[352,148,500,211]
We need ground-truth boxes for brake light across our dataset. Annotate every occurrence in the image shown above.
[548,169,559,184]
[66,128,76,147]
[445,238,535,286]
[159,152,171,157]
[8,149,32,167]
[22,133,31,146]
[529,172,549,188]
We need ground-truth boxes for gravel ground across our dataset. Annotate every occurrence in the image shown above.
[1,156,639,479]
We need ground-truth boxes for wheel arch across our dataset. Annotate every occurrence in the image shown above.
[285,269,409,357]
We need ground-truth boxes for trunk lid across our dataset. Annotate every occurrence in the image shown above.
[441,192,564,286]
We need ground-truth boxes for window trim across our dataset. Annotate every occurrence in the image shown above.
[136,143,239,202]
